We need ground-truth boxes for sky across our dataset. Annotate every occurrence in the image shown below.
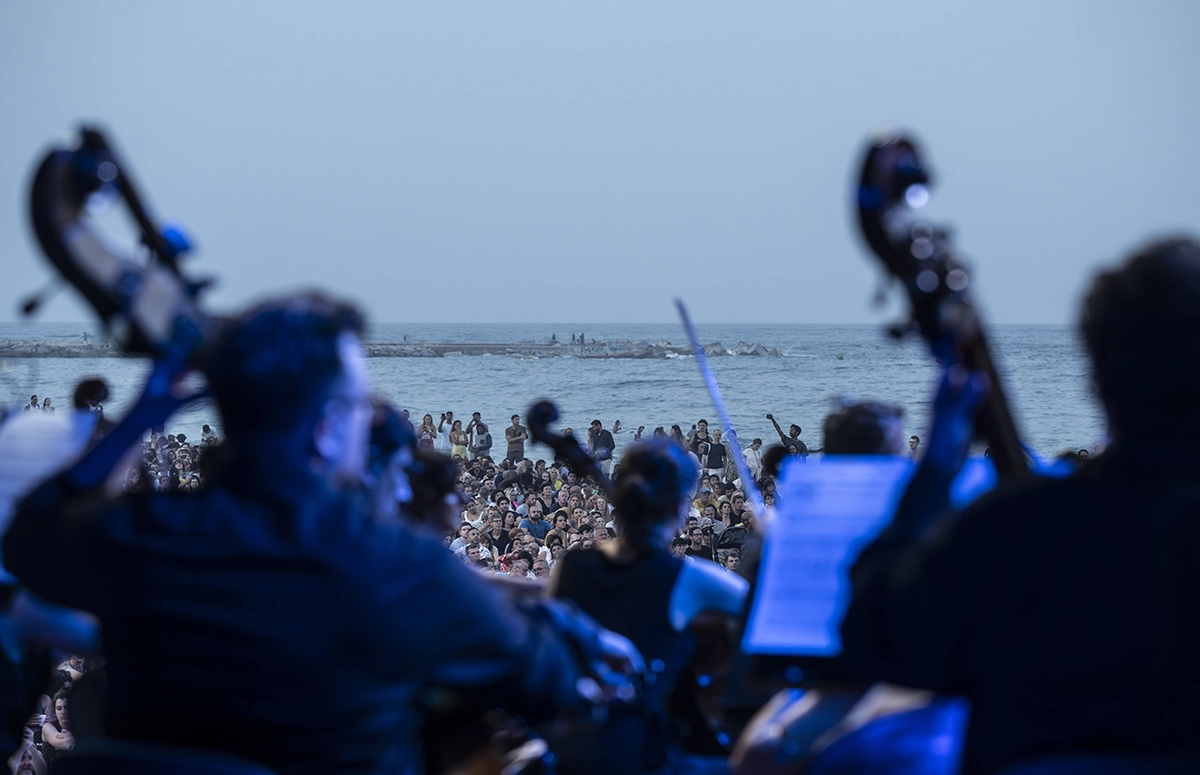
[1,1,1197,326]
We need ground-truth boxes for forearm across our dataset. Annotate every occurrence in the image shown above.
[841,473,972,691]
[9,590,101,656]
[42,727,73,750]
[846,462,958,607]
[876,460,958,546]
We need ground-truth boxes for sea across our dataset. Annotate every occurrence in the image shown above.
[0,321,1105,460]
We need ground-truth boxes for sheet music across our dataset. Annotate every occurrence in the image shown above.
[742,456,995,656]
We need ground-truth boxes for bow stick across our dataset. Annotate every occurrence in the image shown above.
[674,299,765,515]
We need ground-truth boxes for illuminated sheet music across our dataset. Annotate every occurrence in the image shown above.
[742,456,995,657]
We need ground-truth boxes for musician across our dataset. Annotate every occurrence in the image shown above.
[549,439,748,774]
[732,397,967,775]
[3,294,639,775]
[841,238,1200,773]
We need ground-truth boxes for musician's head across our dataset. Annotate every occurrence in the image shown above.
[207,293,370,482]
[822,400,905,455]
[1082,236,1200,442]
[612,439,700,551]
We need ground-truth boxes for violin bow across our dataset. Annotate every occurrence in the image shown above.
[674,299,766,514]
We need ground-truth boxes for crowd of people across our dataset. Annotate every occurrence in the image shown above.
[5,237,1200,775]
[5,373,1109,775]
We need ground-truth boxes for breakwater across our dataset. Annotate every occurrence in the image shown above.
[0,339,782,360]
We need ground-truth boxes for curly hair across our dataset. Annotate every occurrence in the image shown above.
[1081,237,1200,439]
[207,293,365,441]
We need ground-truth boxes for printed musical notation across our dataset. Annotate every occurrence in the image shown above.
[742,456,997,657]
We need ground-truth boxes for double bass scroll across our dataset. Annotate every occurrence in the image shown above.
[856,130,1030,479]
[28,125,215,363]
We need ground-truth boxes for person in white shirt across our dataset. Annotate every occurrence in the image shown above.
[743,437,764,481]
[437,411,455,454]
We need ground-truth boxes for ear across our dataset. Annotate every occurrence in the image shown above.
[313,404,345,461]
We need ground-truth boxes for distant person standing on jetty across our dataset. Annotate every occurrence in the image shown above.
[24,395,38,413]
[506,414,527,463]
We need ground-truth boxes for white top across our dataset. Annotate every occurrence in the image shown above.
[668,557,750,632]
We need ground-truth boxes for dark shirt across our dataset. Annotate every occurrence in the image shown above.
[591,430,616,460]
[3,453,589,775]
[553,548,687,773]
[684,545,714,562]
[704,443,726,471]
[505,425,527,457]
[841,447,1200,774]
[784,437,808,456]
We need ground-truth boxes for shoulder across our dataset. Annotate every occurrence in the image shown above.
[668,558,749,631]
[551,548,604,592]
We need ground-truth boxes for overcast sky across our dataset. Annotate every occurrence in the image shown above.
[1,1,1197,326]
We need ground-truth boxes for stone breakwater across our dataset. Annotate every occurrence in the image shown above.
[0,339,782,360]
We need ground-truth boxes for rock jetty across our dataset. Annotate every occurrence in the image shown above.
[0,338,782,360]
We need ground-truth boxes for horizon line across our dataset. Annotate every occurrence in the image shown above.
[0,320,1077,327]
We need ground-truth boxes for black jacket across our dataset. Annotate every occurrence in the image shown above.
[3,451,594,775]
[841,446,1200,774]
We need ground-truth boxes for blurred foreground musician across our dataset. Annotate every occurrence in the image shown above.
[841,238,1200,773]
[3,294,636,775]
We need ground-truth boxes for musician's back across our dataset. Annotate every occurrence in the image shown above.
[3,294,596,775]
[8,451,587,775]
[842,237,1200,774]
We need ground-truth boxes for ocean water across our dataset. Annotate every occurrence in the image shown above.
[0,321,1105,459]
